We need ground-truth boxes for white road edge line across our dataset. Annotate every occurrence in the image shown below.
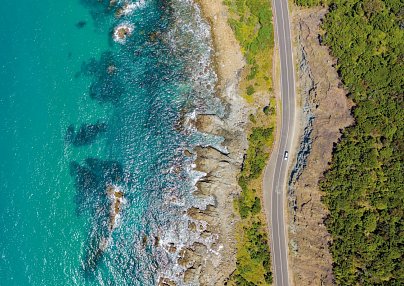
[270,0,283,284]
[279,0,291,284]
[270,0,296,284]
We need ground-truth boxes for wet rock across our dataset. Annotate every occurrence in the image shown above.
[184,149,193,157]
[106,184,125,232]
[188,221,197,232]
[113,23,134,44]
[158,277,177,286]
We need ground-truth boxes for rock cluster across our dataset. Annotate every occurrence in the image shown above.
[175,1,253,282]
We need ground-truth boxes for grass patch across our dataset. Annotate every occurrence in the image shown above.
[228,105,276,285]
[223,1,276,284]
[223,0,274,97]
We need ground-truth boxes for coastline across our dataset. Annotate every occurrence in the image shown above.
[177,0,251,284]
[186,0,276,284]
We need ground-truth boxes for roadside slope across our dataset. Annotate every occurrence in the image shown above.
[291,0,404,284]
[221,0,276,285]
[288,6,353,285]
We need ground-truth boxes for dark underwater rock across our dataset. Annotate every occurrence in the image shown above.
[75,21,87,29]
[65,121,107,147]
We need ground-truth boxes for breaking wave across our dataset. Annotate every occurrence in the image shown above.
[68,0,223,285]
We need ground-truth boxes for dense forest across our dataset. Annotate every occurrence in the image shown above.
[296,0,403,284]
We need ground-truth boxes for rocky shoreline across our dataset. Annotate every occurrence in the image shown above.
[171,0,253,284]
[159,3,356,285]
[288,7,354,285]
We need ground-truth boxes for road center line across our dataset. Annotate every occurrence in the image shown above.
[272,0,293,284]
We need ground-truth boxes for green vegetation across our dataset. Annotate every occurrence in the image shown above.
[294,0,404,284]
[294,0,325,7]
[228,101,276,284]
[263,105,275,116]
[241,127,274,181]
[230,125,274,285]
[222,1,275,284]
[237,127,273,220]
[247,85,256,96]
[223,0,274,96]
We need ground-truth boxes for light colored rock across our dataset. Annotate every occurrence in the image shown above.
[177,0,252,284]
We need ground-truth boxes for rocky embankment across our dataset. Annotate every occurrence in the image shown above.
[288,7,354,285]
[164,1,252,285]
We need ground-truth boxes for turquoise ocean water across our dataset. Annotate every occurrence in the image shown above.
[0,1,224,285]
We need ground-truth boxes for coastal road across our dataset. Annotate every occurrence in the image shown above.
[263,0,296,285]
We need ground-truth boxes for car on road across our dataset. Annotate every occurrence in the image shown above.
[284,151,288,160]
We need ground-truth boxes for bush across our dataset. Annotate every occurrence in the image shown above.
[247,85,255,96]
[251,197,262,215]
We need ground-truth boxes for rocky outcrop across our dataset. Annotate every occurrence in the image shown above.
[288,7,354,286]
[106,184,125,232]
[177,1,252,284]
[191,103,250,285]
[178,79,252,284]
[113,23,134,44]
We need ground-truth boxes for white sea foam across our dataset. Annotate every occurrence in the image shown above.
[122,0,146,16]
[113,22,134,44]
[150,1,228,284]
[117,0,146,16]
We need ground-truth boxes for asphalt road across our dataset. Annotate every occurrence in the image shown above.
[263,0,296,285]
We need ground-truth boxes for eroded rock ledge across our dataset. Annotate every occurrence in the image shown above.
[288,6,354,286]
[181,89,251,285]
[165,1,253,284]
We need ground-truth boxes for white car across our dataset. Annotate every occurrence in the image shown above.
[284,151,288,160]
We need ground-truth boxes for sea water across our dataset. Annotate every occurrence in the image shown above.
[0,0,224,285]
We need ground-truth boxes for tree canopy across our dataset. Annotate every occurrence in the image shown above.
[307,0,404,284]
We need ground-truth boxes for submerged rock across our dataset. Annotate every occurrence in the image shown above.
[65,121,107,147]
[75,20,87,29]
